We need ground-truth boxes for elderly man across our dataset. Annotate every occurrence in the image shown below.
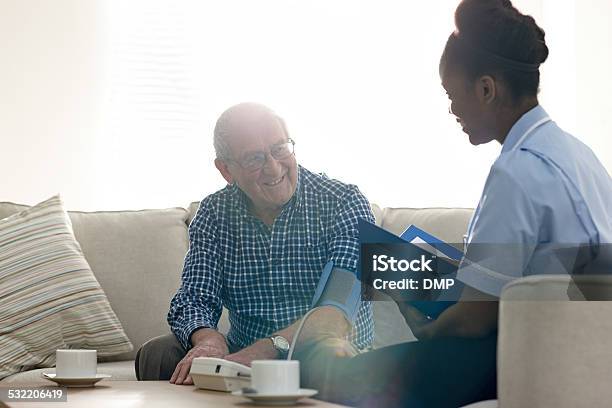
[135,103,374,385]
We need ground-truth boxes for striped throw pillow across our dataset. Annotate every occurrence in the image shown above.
[0,195,133,379]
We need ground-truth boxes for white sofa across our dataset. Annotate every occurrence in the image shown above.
[0,200,474,384]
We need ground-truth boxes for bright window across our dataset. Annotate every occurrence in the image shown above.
[103,0,583,209]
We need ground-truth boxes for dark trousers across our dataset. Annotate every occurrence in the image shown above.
[302,334,498,408]
[135,333,188,381]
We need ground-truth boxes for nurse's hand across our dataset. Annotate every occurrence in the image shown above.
[399,301,498,340]
[396,302,436,340]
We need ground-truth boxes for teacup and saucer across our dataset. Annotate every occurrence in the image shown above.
[232,360,317,405]
[42,349,111,387]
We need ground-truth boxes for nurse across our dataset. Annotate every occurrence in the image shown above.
[321,1,612,407]
[401,0,612,343]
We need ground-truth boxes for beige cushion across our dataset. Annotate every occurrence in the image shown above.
[0,200,189,361]
[187,201,200,226]
[370,203,384,226]
[0,196,132,379]
[499,275,612,408]
[0,360,136,383]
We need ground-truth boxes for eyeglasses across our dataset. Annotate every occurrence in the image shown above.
[226,138,295,172]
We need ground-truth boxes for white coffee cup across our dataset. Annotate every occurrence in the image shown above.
[55,349,97,378]
[251,360,300,395]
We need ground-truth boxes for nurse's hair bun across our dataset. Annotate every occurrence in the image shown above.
[454,0,549,66]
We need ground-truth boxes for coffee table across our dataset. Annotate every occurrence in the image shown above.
[1,381,347,407]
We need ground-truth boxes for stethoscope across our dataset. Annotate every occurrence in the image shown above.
[463,116,552,249]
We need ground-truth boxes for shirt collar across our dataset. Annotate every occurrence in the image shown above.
[288,165,304,213]
[501,104,549,153]
[227,183,250,218]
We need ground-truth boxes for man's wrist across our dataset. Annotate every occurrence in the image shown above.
[253,338,283,359]
[191,327,226,348]
[269,334,290,358]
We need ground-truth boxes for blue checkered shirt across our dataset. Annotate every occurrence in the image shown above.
[168,165,374,350]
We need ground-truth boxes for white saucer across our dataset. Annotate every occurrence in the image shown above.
[42,372,111,387]
[232,389,318,406]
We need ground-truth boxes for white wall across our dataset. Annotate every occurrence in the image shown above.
[0,0,108,210]
[575,0,612,170]
[1,1,610,211]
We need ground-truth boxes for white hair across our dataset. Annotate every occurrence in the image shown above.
[213,102,289,160]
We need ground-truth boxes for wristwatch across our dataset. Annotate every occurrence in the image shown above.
[269,335,290,358]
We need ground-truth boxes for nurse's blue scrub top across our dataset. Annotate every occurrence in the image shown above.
[457,105,612,297]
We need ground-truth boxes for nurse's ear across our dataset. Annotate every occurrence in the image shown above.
[475,75,497,105]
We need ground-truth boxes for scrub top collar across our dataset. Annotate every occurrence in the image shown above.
[501,104,550,154]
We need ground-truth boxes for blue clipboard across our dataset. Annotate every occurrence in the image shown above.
[359,219,464,319]
[400,225,463,262]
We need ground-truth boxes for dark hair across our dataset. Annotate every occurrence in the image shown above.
[440,0,549,100]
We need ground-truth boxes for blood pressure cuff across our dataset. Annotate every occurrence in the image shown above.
[310,261,361,323]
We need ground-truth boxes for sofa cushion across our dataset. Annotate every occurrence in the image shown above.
[0,200,190,361]
[370,203,384,226]
[188,201,200,226]
[0,360,136,383]
[0,196,133,379]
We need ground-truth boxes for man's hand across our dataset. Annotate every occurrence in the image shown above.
[170,328,229,385]
[224,338,278,367]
